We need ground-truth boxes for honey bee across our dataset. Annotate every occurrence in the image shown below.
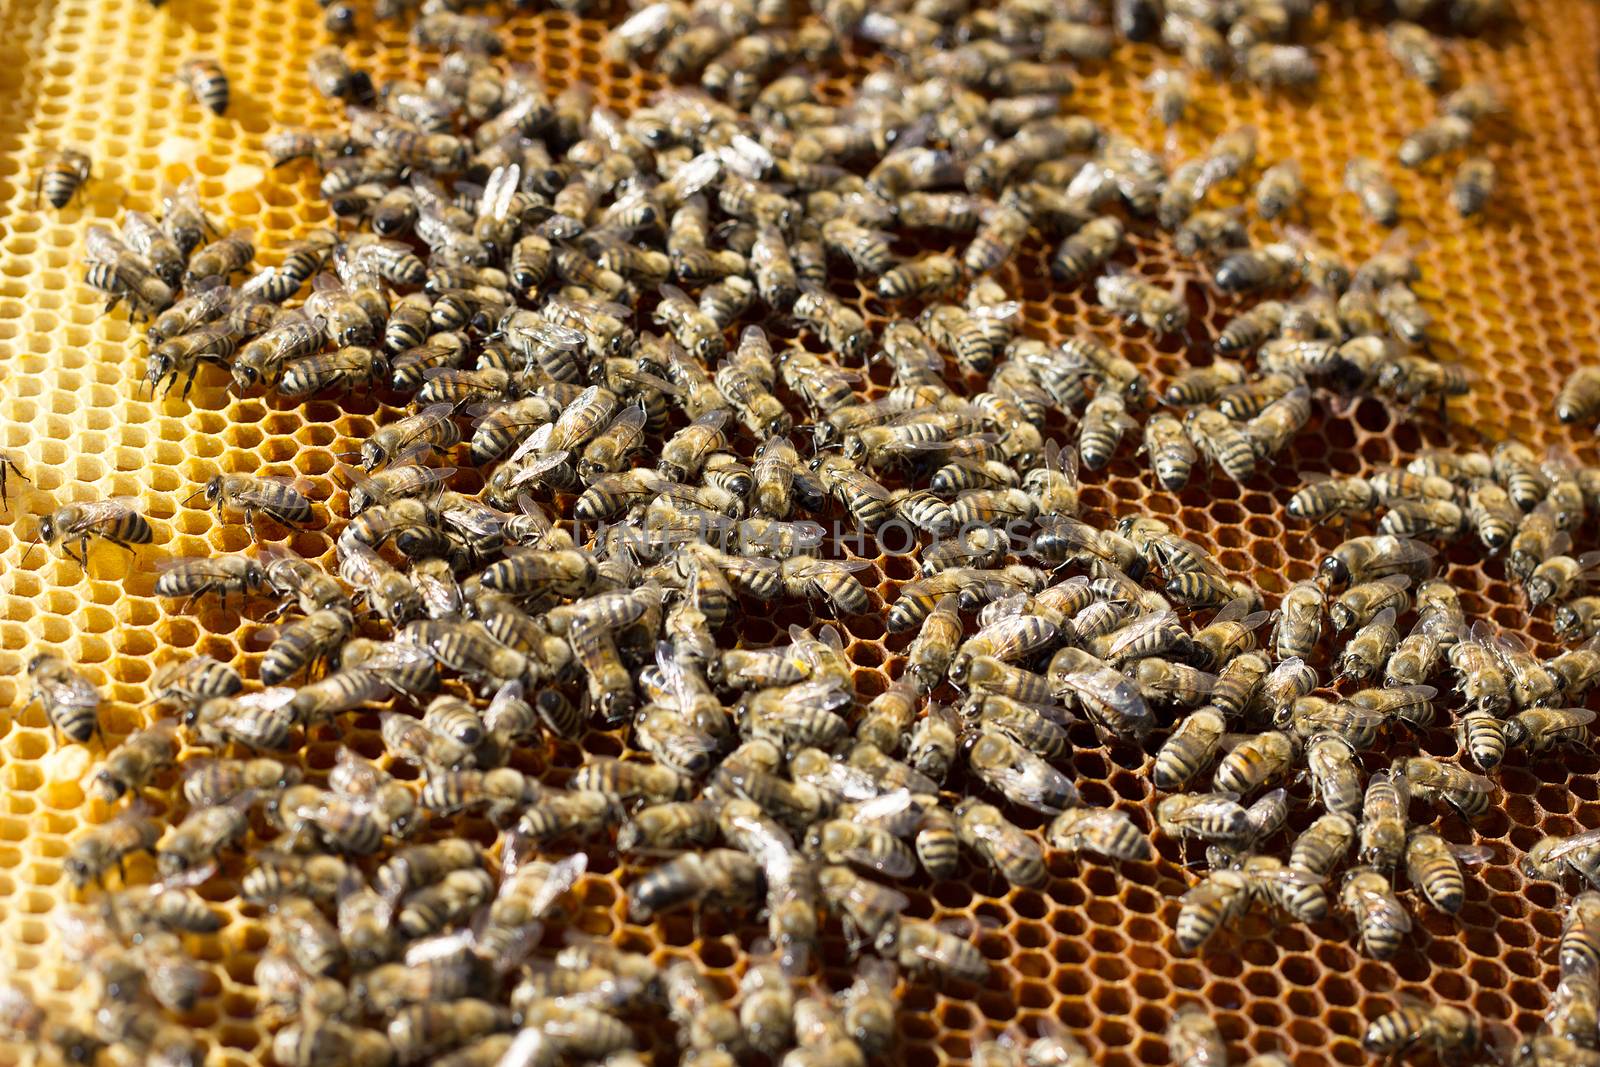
[1508,706,1597,753]
[360,403,462,471]
[37,146,92,209]
[1270,580,1323,660]
[1157,791,1249,846]
[1344,157,1399,226]
[1359,767,1409,872]
[1525,829,1600,889]
[1398,756,1493,820]
[1131,67,1190,126]
[1341,867,1412,960]
[90,721,179,802]
[1046,806,1151,863]
[1175,867,1250,952]
[66,805,162,887]
[157,796,250,877]
[1362,1002,1478,1059]
[31,496,154,566]
[1076,392,1137,471]
[1175,209,1249,260]
[616,800,719,855]
[1241,158,1303,223]
[1398,113,1474,169]
[1166,361,1250,405]
[1289,811,1357,878]
[815,860,913,957]
[1183,409,1258,485]
[626,848,764,921]
[1336,606,1400,683]
[1096,269,1188,335]
[1448,625,1512,715]
[867,913,985,988]
[1319,534,1435,589]
[26,653,102,744]
[1406,827,1491,915]
[1049,215,1124,285]
[173,54,230,115]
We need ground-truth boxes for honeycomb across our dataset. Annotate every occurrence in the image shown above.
[2,0,1600,1062]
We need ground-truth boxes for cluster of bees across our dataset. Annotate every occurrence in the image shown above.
[11,0,1597,1061]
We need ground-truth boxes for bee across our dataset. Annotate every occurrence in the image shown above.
[1050,216,1124,284]
[37,146,92,209]
[1166,361,1249,404]
[1342,867,1413,960]
[881,917,988,984]
[1157,792,1249,845]
[876,253,963,300]
[1213,243,1300,293]
[951,797,1045,889]
[1398,114,1474,168]
[174,54,229,115]
[1511,501,1563,583]
[359,403,461,471]
[1175,209,1249,259]
[66,805,162,887]
[1449,624,1512,714]
[1456,709,1508,772]
[1270,580,1324,660]
[1152,706,1228,791]
[1376,284,1431,346]
[272,1019,396,1067]
[1360,767,1409,872]
[91,722,179,802]
[964,730,1079,814]
[1290,811,1357,878]
[1508,707,1597,753]
[31,496,154,566]
[1138,67,1191,126]
[25,653,101,743]
[1398,756,1493,820]
[1213,730,1297,796]
[1345,157,1399,226]
[261,607,354,685]
[1289,474,1378,523]
[1175,867,1251,952]
[1166,1006,1231,1067]
[1336,606,1399,683]
[1406,827,1491,915]
[1363,1002,1477,1059]
[627,848,764,920]
[186,227,255,285]
[1096,270,1188,335]
[1304,733,1363,817]
[1525,830,1600,889]
[1077,392,1137,471]
[232,310,328,390]
[157,796,250,876]
[193,473,314,536]
[1525,548,1600,608]
[1185,409,1258,484]
[1046,807,1151,862]
[1320,534,1435,588]
[1243,158,1304,222]
[1050,645,1156,741]
[794,284,871,362]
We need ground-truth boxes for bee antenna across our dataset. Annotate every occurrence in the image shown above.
[20,534,41,570]
[181,486,210,507]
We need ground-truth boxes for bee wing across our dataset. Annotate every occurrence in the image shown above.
[404,928,477,966]
[1448,844,1495,866]
[1176,793,1247,826]
[1207,597,1257,627]
[805,755,886,802]
[1543,828,1600,862]
[232,687,300,714]
[231,475,313,510]
[780,679,855,717]
[353,642,436,692]
[441,500,506,540]
[61,497,145,532]
[848,789,918,830]
[33,667,101,712]
[784,557,875,580]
